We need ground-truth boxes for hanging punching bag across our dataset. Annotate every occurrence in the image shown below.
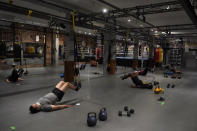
[96,48,100,60]
[158,48,163,63]
[154,48,159,63]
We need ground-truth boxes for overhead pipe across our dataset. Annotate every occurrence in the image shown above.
[31,0,153,39]
[0,2,110,32]
[25,0,153,39]
[0,1,154,41]
[96,0,156,27]
[91,1,180,17]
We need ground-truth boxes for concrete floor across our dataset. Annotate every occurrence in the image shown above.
[0,65,197,131]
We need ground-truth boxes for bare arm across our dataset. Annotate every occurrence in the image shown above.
[51,105,72,111]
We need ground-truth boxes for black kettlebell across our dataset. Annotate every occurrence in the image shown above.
[99,108,107,121]
[87,112,97,127]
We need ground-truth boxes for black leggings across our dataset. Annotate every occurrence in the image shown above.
[131,76,152,89]
[131,76,143,86]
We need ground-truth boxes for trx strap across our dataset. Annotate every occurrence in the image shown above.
[72,11,80,81]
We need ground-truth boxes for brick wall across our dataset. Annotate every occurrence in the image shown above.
[21,30,44,43]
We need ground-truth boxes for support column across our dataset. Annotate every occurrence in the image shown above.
[46,31,52,66]
[103,32,110,75]
[64,25,74,82]
[132,37,139,68]
[103,31,116,74]
[109,33,116,74]
[51,30,55,65]
[148,37,154,68]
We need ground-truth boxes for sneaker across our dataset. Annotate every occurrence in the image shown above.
[158,97,165,101]
[121,75,127,80]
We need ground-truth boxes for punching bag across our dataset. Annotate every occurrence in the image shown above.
[96,48,100,60]
[29,46,35,54]
[154,48,159,63]
[158,48,163,63]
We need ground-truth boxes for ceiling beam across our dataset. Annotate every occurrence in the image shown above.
[120,1,180,12]
[179,0,197,27]
[96,0,119,10]
[95,0,155,27]
[0,1,153,41]
[0,2,109,32]
[129,24,195,30]
[92,1,185,18]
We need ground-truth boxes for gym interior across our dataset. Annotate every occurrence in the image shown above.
[0,0,197,131]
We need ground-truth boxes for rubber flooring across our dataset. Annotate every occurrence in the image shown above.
[0,66,197,131]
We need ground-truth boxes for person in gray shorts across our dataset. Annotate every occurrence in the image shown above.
[29,81,81,113]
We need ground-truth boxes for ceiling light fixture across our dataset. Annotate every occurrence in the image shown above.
[166,5,170,10]
[102,8,108,13]
[128,19,131,22]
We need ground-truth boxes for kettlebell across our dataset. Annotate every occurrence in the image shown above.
[154,87,160,94]
[87,112,97,127]
[99,108,107,121]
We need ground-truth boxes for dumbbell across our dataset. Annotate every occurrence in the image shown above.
[171,84,175,88]
[124,106,135,114]
[167,84,170,88]
[118,111,131,117]
[129,108,135,114]
[124,106,129,111]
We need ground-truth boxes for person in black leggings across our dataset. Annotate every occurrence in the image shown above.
[6,64,24,83]
[121,68,153,89]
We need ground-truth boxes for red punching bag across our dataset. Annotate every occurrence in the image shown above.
[96,48,100,60]
[154,48,159,63]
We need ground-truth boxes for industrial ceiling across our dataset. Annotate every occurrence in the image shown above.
[0,0,197,41]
